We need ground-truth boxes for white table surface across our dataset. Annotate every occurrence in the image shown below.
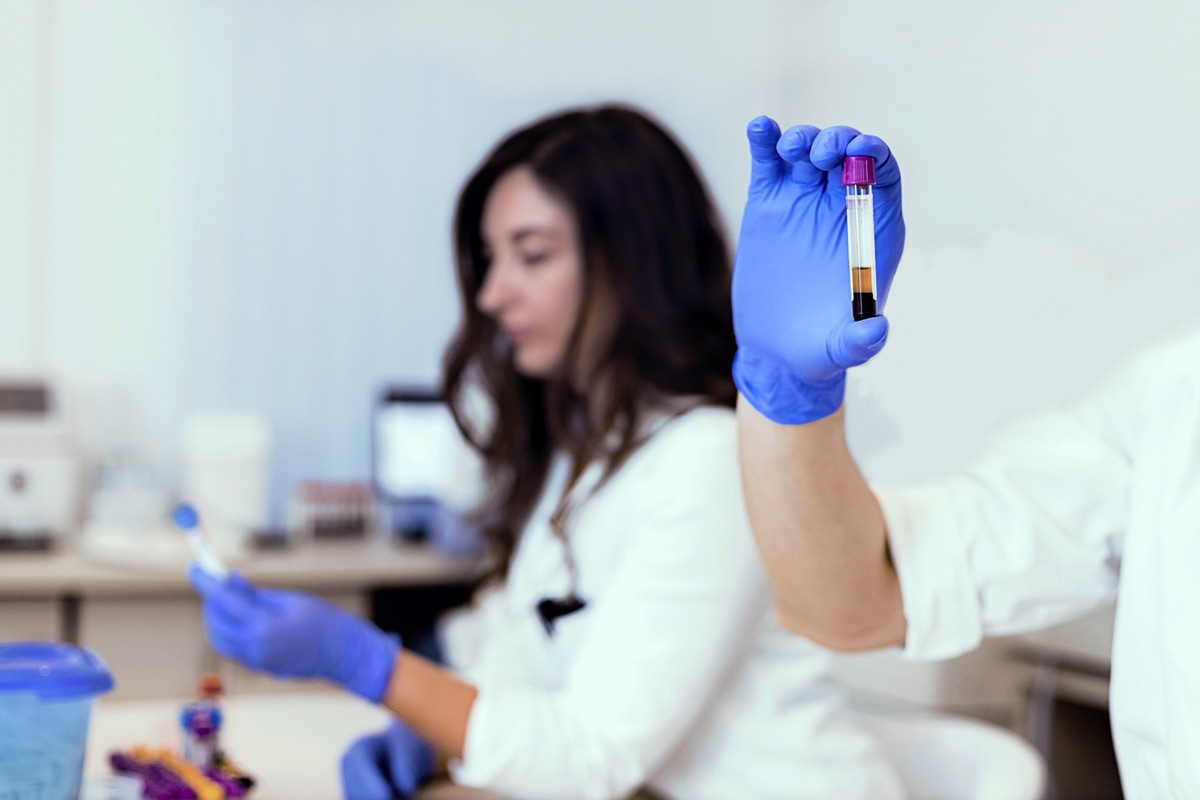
[87,689,392,799]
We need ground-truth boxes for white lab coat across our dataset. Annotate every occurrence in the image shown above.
[440,406,903,800]
[877,328,1200,799]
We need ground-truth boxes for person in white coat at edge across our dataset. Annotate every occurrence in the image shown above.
[730,113,1200,800]
[188,104,905,800]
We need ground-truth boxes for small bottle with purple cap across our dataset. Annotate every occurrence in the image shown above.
[843,155,878,321]
[180,672,224,769]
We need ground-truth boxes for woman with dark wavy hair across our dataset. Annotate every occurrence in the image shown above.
[190,104,902,799]
[442,104,741,581]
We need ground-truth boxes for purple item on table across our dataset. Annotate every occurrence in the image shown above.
[204,765,247,798]
[109,752,197,800]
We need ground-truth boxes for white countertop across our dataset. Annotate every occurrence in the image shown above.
[0,534,484,599]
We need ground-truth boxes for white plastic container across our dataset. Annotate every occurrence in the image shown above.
[181,412,272,534]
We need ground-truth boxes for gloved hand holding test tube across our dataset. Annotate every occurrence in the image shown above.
[731,119,904,425]
[181,501,398,702]
[172,503,229,580]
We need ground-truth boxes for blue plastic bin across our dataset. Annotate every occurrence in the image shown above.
[0,642,115,800]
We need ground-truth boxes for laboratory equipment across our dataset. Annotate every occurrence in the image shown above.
[290,480,375,539]
[109,752,190,800]
[0,641,115,800]
[173,502,230,579]
[181,673,224,769]
[372,386,462,541]
[0,377,81,551]
[87,453,169,528]
[372,384,486,552]
[843,155,878,321]
[111,747,249,799]
[181,412,272,535]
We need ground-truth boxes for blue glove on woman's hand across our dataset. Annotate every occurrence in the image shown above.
[341,721,436,800]
[188,565,399,703]
[732,116,905,424]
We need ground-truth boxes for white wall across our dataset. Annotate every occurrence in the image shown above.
[0,3,41,367]
[4,0,1199,515]
[8,0,786,521]
[781,0,1200,482]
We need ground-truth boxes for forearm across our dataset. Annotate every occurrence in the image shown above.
[736,396,906,650]
[381,649,477,759]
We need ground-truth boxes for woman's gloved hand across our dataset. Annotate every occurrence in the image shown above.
[188,566,399,703]
[341,721,436,800]
[732,116,905,424]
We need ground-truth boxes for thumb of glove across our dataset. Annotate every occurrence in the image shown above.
[829,316,889,369]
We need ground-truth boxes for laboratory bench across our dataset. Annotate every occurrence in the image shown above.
[0,535,483,700]
[5,534,1121,797]
[85,688,393,800]
[0,534,482,598]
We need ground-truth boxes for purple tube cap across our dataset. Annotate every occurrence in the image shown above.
[842,155,876,186]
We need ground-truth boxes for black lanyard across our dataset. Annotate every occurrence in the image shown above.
[536,500,588,636]
[536,594,588,635]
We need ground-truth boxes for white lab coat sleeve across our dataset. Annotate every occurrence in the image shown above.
[876,352,1153,661]
[451,414,768,799]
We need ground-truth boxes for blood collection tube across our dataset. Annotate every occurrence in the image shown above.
[842,155,877,321]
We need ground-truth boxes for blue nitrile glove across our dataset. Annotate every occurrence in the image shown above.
[732,116,905,424]
[341,721,436,800]
[188,565,399,703]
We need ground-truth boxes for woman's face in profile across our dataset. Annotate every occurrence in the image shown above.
[476,166,584,378]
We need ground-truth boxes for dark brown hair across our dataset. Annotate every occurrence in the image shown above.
[442,103,735,578]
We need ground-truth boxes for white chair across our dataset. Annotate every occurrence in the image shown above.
[861,713,1047,800]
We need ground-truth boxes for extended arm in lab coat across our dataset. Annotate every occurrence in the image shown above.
[739,346,1139,658]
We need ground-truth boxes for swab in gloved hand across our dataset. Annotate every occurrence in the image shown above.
[172,502,229,579]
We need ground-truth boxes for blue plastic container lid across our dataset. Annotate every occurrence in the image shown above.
[0,642,115,701]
